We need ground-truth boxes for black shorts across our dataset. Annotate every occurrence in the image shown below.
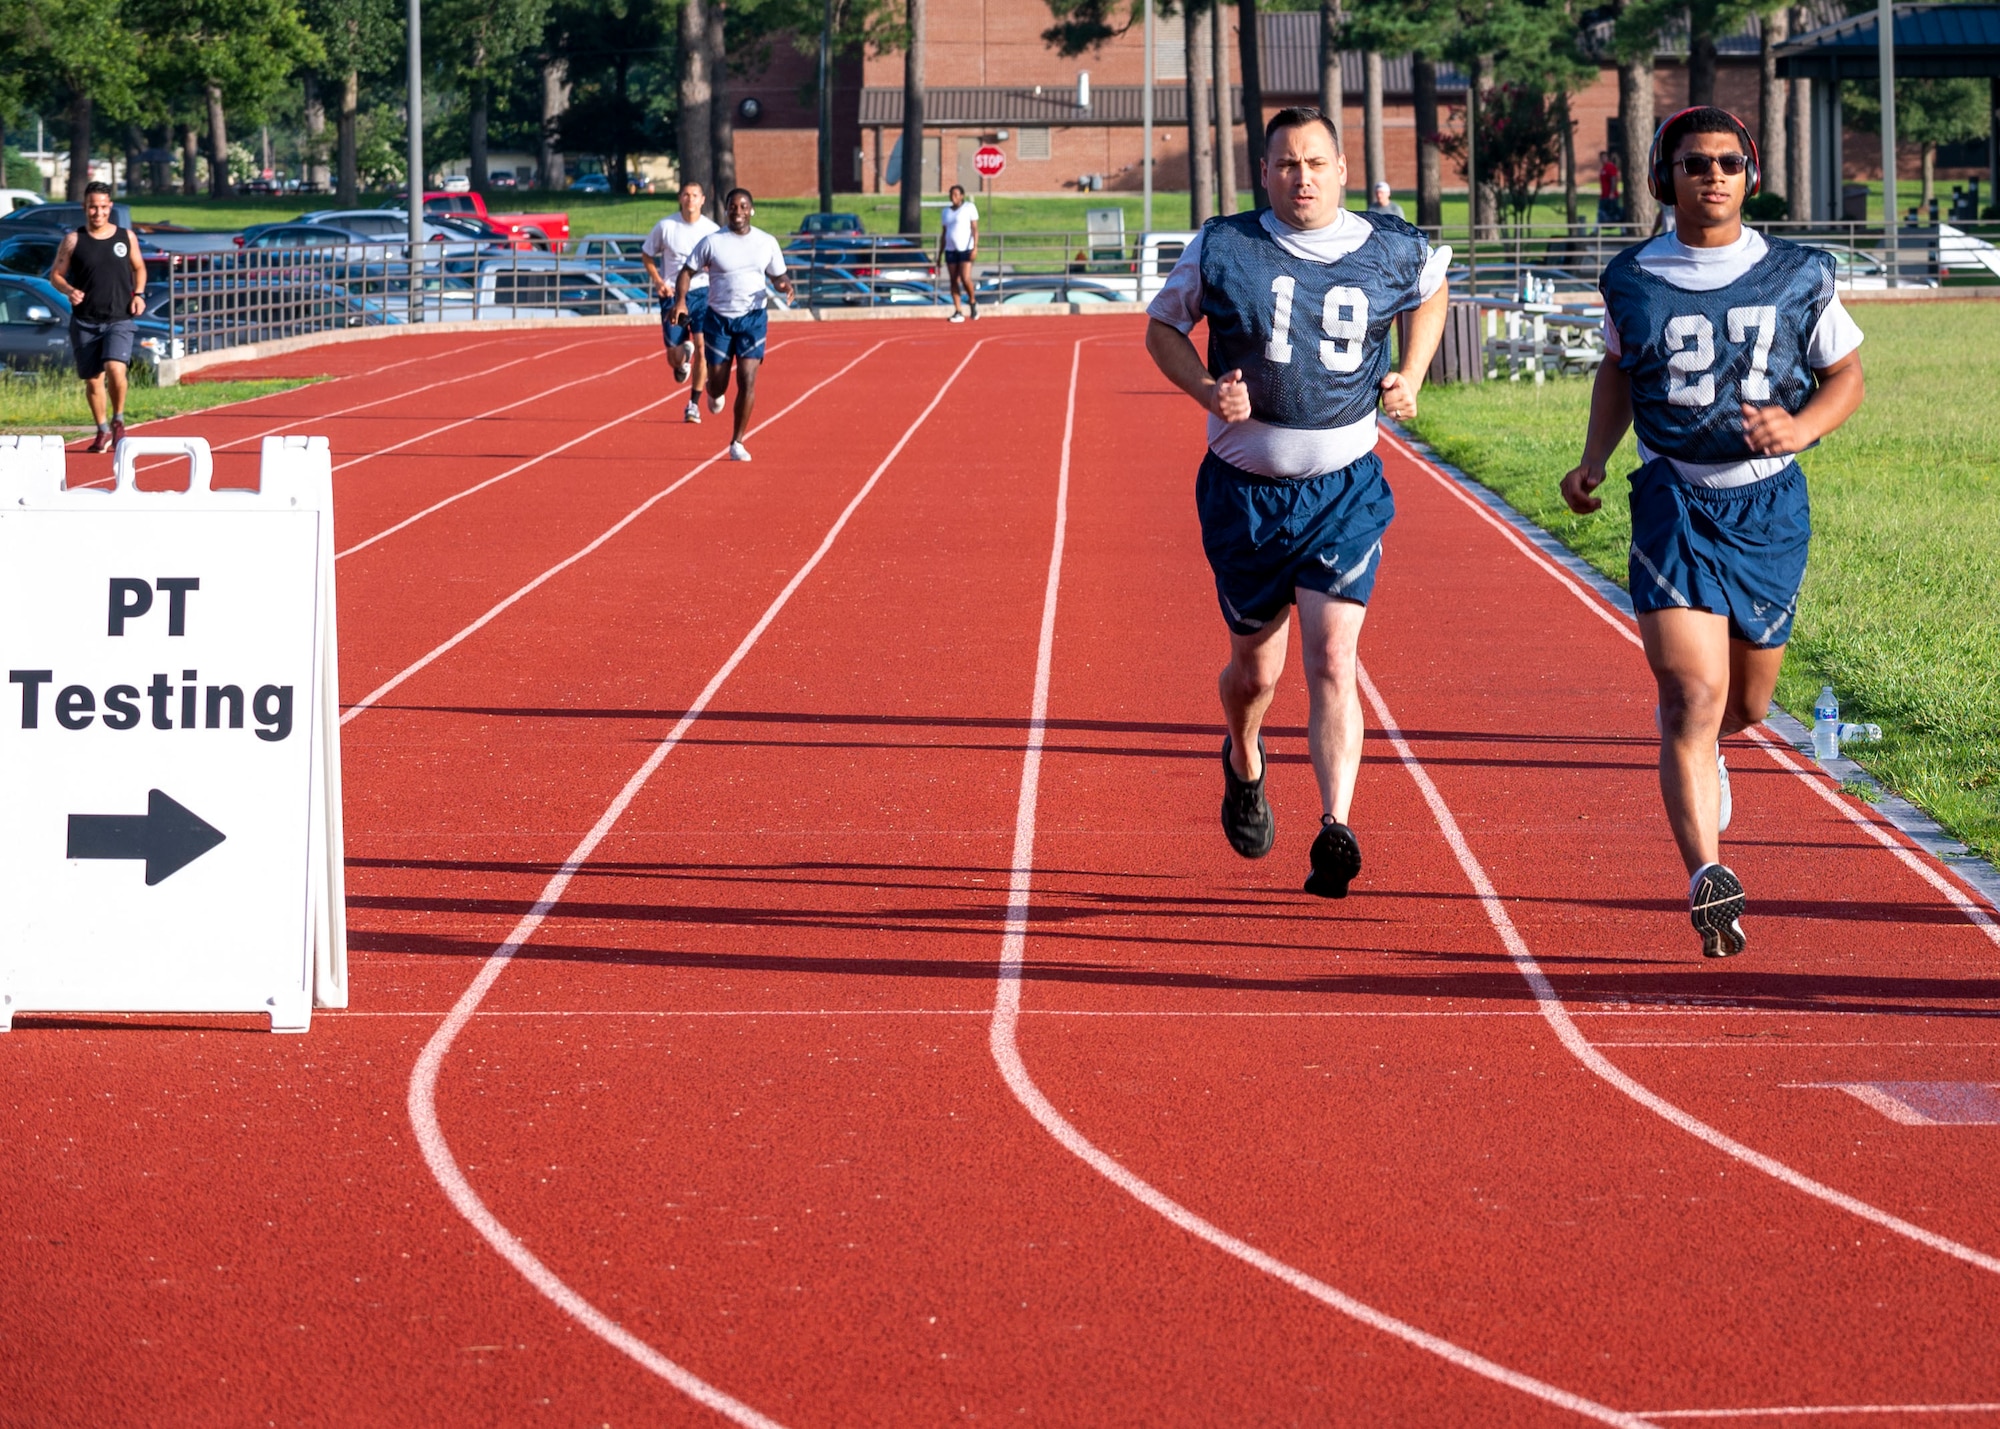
[70,318,136,379]
[944,249,974,266]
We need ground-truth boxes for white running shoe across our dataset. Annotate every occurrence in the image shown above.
[709,392,725,414]
[670,356,690,383]
[948,310,966,323]
[1717,749,1732,833]
[684,400,701,424]
[728,441,752,462]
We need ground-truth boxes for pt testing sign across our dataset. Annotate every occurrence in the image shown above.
[0,435,347,1032]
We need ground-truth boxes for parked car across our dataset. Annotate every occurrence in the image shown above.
[427,212,530,250]
[440,174,472,193]
[789,266,941,308]
[566,233,652,282]
[420,190,569,248]
[0,274,182,371]
[1,229,179,293]
[783,234,934,280]
[470,257,651,318]
[568,174,611,194]
[972,275,1127,305]
[0,200,134,232]
[0,189,47,216]
[797,212,866,236]
[1801,241,1940,290]
[292,209,487,255]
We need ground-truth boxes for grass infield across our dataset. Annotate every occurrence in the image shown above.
[1406,301,2000,870]
[0,374,320,437]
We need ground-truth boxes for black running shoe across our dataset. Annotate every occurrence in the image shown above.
[1690,863,1748,959]
[1219,735,1275,858]
[1304,820,1362,899]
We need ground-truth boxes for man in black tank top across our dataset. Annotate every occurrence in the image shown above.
[48,180,148,453]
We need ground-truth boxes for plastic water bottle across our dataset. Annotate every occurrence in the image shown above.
[1837,721,1883,744]
[1811,685,1840,761]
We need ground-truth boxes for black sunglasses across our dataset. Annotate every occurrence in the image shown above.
[1676,153,1750,178]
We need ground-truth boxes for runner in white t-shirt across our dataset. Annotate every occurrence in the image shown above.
[641,180,722,423]
[670,188,795,462]
[939,185,980,322]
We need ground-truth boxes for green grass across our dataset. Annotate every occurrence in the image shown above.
[1406,302,2000,869]
[0,373,320,436]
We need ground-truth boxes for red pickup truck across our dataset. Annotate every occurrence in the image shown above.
[422,191,570,249]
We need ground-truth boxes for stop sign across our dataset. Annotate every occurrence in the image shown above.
[973,145,1006,178]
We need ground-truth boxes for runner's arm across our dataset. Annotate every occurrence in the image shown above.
[47,232,81,304]
[1377,279,1448,421]
[670,263,692,322]
[1740,350,1863,457]
[1560,357,1633,514]
[1144,318,1250,424]
[642,252,668,297]
[127,233,146,315]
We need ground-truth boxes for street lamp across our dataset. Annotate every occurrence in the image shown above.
[408,0,424,320]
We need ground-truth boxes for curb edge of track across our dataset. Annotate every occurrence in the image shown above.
[1382,418,2000,918]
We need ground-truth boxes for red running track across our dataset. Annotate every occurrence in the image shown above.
[3,320,1998,1426]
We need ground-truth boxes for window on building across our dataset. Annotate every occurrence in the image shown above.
[1154,12,1185,80]
[1017,128,1052,161]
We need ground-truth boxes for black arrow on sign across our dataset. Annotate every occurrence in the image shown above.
[67,790,226,886]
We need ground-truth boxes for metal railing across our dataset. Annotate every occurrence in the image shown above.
[165,217,2000,355]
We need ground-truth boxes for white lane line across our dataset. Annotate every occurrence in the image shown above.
[1376,422,1999,926]
[338,338,891,716]
[334,336,815,560]
[1638,1405,2000,1420]
[1745,727,2000,949]
[1355,663,2000,1279]
[83,335,623,491]
[985,340,1650,1427]
[406,340,990,1425]
[331,349,653,473]
[191,334,610,453]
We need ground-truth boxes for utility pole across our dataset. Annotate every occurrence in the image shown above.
[407,0,423,322]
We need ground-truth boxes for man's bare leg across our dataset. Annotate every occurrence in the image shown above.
[731,356,761,445]
[104,361,128,423]
[1639,608,1784,874]
[83,372,108,426]
[1294,588,1370,824]
[1220,614,1290,782]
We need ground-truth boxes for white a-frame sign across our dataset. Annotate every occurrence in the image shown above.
[0,435,347,1032]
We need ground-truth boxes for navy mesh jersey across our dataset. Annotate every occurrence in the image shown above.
[1199,210,1431,429]
[1601,236,1835,462]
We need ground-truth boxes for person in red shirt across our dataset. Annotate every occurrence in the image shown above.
[1597,150,1623,227]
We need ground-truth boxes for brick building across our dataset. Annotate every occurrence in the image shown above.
[720,0,1772,203]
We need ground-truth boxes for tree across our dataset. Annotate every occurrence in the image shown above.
[302,0,400,202]
[680,0,715,205]
[1845,76,1992,208]
[139,0,320,197]
[0,0,142,198]
[430,0,548,191]
[898,0,923,231]
[1436,81,1566,227]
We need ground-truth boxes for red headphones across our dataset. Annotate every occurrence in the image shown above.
[1646,106,1762,203]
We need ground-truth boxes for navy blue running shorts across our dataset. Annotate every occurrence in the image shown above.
[701,305,768,362]
[70,318,136,380]
[1627,457,1811,648]
[1194,447,1396,635]
[663,285,708,350]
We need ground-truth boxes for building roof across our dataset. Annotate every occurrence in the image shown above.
[1256,16,1468,96]
[1776,3,2000,79]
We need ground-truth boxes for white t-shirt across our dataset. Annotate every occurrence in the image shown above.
[1603,228,1864,487]
[683,226,787,318]
[643,213,720,290]
[942,200,979,252]
[1148,208,1453,480]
